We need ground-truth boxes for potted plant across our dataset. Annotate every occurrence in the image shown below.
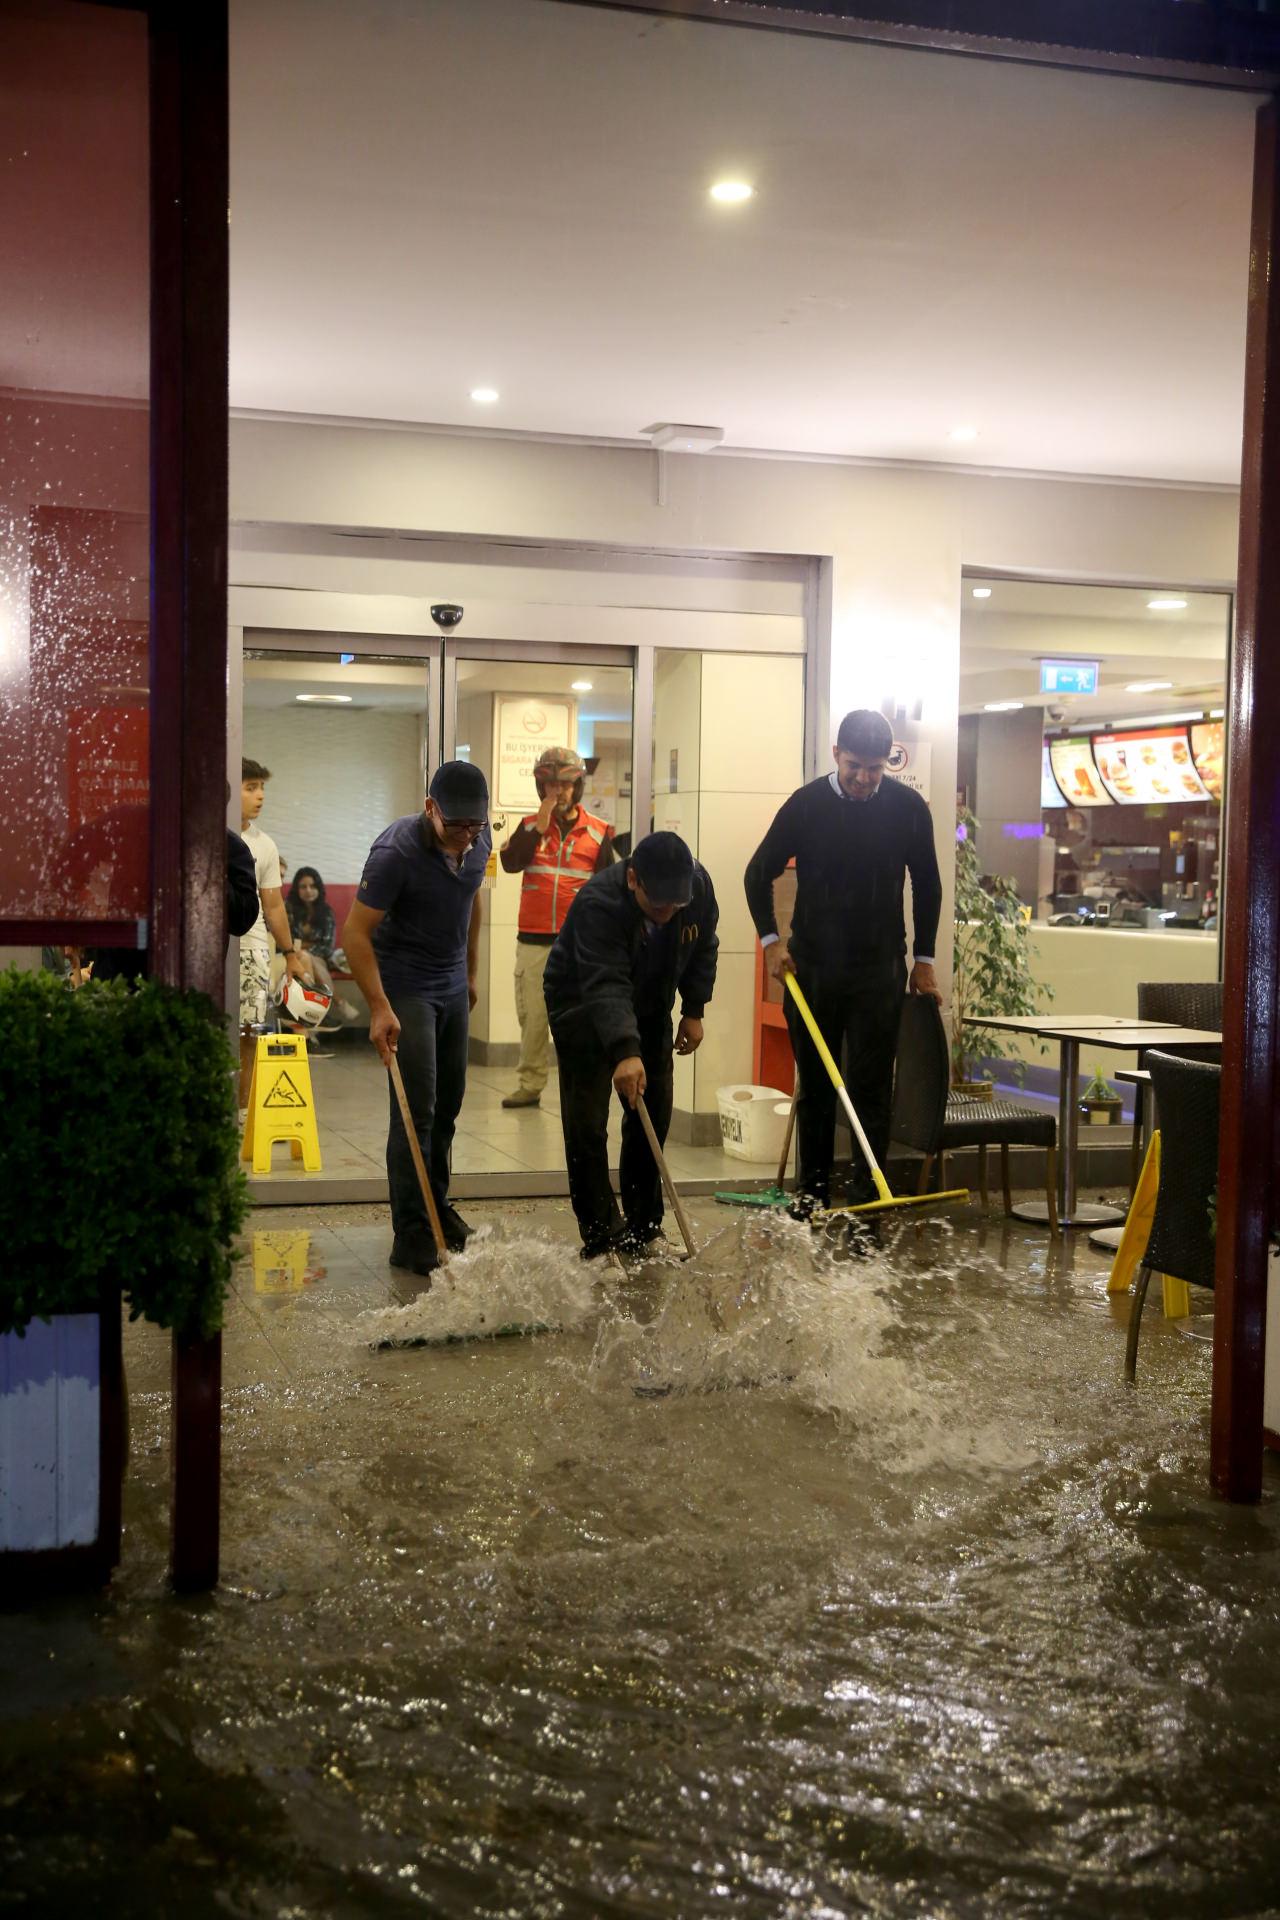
[0,969,246,1593]
[951,805,1052,1096]
[1080,1063,1124,1126]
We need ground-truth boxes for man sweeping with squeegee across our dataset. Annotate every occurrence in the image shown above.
[745,709,947,1221]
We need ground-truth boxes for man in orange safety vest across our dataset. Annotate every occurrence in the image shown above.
[499,746,615,1108]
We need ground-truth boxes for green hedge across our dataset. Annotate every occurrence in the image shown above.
[0,969,248,1338]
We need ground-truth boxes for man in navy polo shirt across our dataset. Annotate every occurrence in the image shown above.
[342,761,491,1276]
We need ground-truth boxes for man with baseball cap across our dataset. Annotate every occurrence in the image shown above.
[342,761,492,1276]
[543,830,719,1260]
[498,745,615,1110]
[745,709,943,1216]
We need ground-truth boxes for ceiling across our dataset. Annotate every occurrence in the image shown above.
[228,0,1261,484]
[244,653,634,723]
[959,578,1231,724]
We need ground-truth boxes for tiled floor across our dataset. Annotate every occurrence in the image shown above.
[246,1029,785,1193]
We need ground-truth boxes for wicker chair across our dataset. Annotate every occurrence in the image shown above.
[1124,1050,1221,1381]
[1127,981,1222,1193]
[890,997,1059,1233]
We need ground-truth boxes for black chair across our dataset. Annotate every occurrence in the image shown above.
[1128,980,1222,1194]
[1136,978,1223,1040]
[1125,1050,1221,1381]
[890,997,1059,1233]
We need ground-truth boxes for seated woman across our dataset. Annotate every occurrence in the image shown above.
[285,867,356,1020]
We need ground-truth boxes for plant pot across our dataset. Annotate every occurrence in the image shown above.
[0,1297,124,1598]
[954,1079,995,1103]
[1080,1098,1124,1127]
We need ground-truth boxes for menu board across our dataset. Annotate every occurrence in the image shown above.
[1092,727,1210,805]
[1047,737,1110,808]
[1041,743,1066,808]
[1189,720,1224,802]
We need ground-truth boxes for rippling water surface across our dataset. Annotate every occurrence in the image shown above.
[4,1202,1279,1918]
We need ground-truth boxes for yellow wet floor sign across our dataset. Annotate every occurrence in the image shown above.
[253,1229,312,1294]
[1106,1131,1190,1319]
[242,1033,322,1173]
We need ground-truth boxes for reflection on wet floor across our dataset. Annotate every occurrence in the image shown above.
[4,1199,1280,1916]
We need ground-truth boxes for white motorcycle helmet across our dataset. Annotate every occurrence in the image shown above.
[277,974,333,1029]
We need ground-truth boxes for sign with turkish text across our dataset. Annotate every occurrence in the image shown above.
[887,738,931,802]
[495,699,572,811]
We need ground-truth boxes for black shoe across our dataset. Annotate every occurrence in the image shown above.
[437,1204,472,1254]
[390,1233,440,1277]
[580,1233,627,1264]
[786,1194,825,1226]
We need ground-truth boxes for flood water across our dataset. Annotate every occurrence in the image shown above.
[4,1199,1280,1918]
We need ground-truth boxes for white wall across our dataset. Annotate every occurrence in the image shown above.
[242,704,424,886]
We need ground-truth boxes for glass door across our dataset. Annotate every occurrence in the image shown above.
[443,641,635,1186]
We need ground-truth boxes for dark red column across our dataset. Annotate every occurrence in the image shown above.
[1212,97,1280,1503]
[149,1,230,1589]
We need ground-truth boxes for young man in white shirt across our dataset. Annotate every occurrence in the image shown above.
[239,758,307,1106]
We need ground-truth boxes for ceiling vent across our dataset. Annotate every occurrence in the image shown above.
[642,422,725,453]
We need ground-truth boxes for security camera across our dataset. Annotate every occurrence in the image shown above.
[1046,704,1068,724]
[430,603,464,633]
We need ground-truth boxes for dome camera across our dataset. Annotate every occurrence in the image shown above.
[430,603,464,633]
[1046,704,1068,724]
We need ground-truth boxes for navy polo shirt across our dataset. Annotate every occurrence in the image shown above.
[358,812,492,998]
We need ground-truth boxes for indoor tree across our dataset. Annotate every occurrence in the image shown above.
[951,805,1052,1088]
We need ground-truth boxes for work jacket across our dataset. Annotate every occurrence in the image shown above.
[503,808,614,938]
[544,859,719,1065]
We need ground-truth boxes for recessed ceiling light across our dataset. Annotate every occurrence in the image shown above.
[710,180,754,204]
[984,700,1024,712]
[971,586,992,600]
[1146,596,1187,611]
[470,387,499,405]
[570,680,593,692]
[949,425,979,443]
[295,693,352,704]
[1125,680,1173,694]
[1210,708,1225,719]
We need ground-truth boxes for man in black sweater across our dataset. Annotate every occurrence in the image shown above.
[744,709,943,1212]
[544,832,719,1259]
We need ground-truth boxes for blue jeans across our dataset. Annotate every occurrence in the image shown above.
[385,986,470,1239]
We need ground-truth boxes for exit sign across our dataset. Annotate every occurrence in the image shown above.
[1040,659,1099,696]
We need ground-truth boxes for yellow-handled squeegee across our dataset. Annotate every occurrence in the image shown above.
[784,974,969,1217]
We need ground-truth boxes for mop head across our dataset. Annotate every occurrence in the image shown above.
[819,1187,970,1219]
[372,1321,552,1351]
[714,1185,791,1210]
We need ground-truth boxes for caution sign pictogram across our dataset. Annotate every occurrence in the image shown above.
[263,1069,307,1110]
[241,1033,322,1173]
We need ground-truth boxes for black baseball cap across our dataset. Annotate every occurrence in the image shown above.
[629,831,694,906]
[429,760,489,820]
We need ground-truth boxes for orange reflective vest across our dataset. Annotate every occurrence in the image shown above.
[517,809,613,934]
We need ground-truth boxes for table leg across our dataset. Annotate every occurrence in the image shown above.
[1013,1034,1124,1231]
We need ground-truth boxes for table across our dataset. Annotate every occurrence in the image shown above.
[964,1015,1220,1230]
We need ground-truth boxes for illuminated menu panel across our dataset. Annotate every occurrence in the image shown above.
[1048,737,1110,808]
[1093,727,1209,805]
[1041,743,1066,808]
[1189,720,1224,802]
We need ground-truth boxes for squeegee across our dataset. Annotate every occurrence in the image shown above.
[784,974,969,1218]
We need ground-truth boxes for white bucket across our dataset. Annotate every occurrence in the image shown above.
[716,1084,793,1163]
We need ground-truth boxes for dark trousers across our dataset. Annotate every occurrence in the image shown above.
[784,951,907,1204]
[385,986,469,1240]
[551,1008,674,1255]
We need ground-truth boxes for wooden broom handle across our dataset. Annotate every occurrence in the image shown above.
[635,1093,697,1259]
[387,1052,448,1259]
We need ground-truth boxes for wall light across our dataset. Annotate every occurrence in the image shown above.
[295,693,352,704]
[1146,597,1188,611]
[710,180,754,203]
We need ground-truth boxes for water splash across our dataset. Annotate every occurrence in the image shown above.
[359,1223,599,1347]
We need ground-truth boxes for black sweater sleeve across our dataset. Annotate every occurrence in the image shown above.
[744,791,804,941]
[227,831,260,938]
[904,796,943,958]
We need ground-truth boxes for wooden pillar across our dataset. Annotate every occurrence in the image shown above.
[1211,97,1280,1504]
[149,2,230,1589]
